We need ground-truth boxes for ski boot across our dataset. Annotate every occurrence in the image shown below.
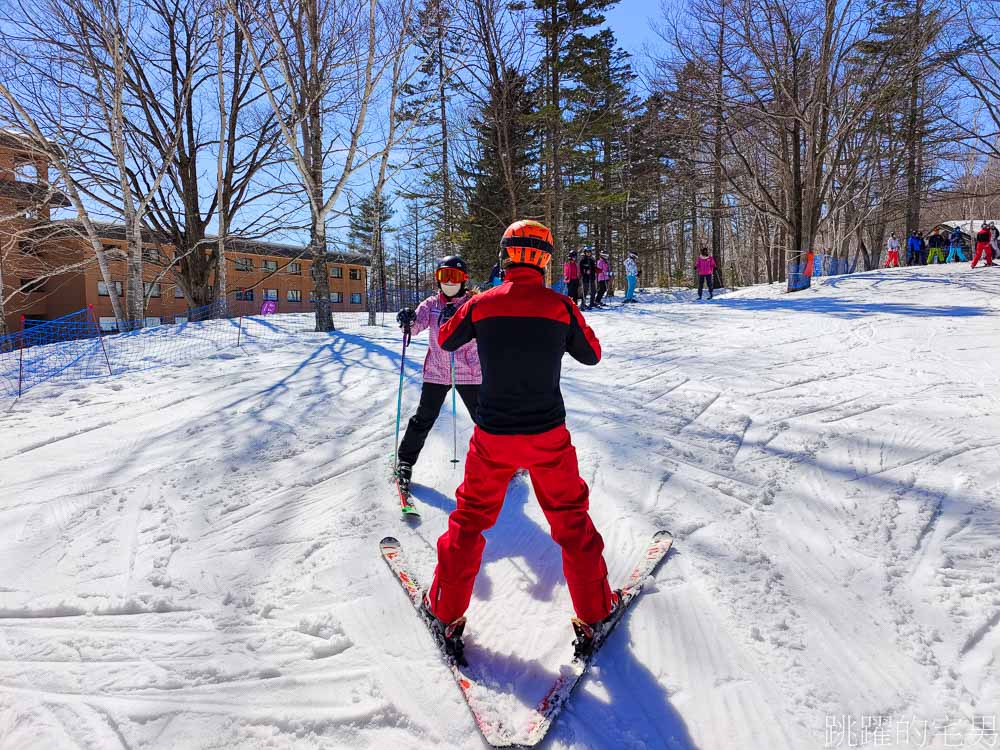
[571,589,623,662]
[422,591,468,666]
[395,461,413,498]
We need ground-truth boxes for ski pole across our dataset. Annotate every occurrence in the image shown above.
[450,353,459,465]
[394,325,411,472]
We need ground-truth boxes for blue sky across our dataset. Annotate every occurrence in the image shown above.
[605,0,664,59]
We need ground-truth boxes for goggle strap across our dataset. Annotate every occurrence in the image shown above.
[501,235,554,255]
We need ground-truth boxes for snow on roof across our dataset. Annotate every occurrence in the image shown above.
[936,219,1000,231]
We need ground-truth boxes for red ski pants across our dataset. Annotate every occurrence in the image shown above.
[886,251,899,268]
[972,243,994,267]
[427,424,613,625]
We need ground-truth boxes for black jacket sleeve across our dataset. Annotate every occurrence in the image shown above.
[564,302,601,365]
[438,297,476,351]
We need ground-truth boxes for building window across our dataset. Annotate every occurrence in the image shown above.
[330,291,343,303]
[330,266,343,278]
[144,282,161,298]
[287,262,301,274]
[263,260,278,272]
[235,288,255,301]
[103,244,127,260]
[13,162,38,183]
[19,240,40,256]
[287,289,301,302]
[99,316,119,332]
[98,280,123,296]
[350,292,362,305]
[264,288,278,301]
[174,285,184,299]
[349,268,360,280]
[20,278,46,294]
[143,248,165,264]
[235,257,253,272]
[144,317,161,328]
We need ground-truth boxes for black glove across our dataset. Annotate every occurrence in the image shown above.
[396,307,416,328]
[439,303,457,325]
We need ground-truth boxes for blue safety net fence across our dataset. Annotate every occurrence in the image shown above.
[0,293,370,400]
[788,253,857,292]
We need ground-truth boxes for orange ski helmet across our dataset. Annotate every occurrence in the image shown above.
[500,220,553,269]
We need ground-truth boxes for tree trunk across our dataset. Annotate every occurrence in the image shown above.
[549,3,562,254]
[904,0,923,237]
[712,6,725,289]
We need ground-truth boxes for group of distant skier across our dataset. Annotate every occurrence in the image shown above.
[886,224,997,268]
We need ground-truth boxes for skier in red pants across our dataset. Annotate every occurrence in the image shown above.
[423,219,618,662]
[972,223,995,268]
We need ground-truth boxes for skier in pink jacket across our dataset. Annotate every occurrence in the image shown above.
[695,248,716,300]
[595,252,611,307]
[563,251,581,306]
[395,256,482,495]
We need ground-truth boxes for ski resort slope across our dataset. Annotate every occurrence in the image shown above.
[1,264,998,750]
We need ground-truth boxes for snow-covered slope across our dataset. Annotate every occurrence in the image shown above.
[1,264,998,750]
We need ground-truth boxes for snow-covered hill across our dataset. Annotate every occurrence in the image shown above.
[1,264,998,750]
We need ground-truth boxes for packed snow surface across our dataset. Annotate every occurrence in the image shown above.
[1,265,998,749]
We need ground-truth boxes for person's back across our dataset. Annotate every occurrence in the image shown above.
[440,267,598,435]
[425,219,616,661]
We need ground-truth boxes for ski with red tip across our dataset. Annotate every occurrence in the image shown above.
[379,536,517,747]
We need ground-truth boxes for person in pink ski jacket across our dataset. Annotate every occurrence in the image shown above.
[563,250,581,306]
[394,256,482,491]
[595,252,611,307]
[695,248,716,300]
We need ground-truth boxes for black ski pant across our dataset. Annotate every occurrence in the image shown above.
[698,273,714,298]
[398,382,480,466]
[566,279,581,305]
[582,277,596,306]
[595,280,608,305]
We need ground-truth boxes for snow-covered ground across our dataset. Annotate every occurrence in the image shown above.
[1,264,998,750]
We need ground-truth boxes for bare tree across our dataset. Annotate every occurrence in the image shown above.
[2,0,195,327]
[231,0,424,331]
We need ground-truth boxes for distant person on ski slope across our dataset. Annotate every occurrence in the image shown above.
[624,251,639,303]
[990,223,1000,260]
[564,250,581,306]
[579,247,597,309]
[972,223,994,268]
[917,232,928,265]
[488,262,504,287]
[696,247,716,300]
[907,232,921,266]
[947,226,966,263]
[394,256,482,498]
[927,229,946,264]
[422,219,619,660]
[886,233,901,267]
[595,251,611,307]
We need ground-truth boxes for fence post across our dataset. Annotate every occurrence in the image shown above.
[88,305,114,376]
[236,314,243,348]
[17,316,24,398]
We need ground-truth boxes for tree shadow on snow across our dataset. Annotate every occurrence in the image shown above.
[717,295,991,319]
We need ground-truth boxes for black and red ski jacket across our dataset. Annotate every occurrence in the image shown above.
[438,266,601,435]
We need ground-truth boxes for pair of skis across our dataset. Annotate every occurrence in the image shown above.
[380,530,674,747]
